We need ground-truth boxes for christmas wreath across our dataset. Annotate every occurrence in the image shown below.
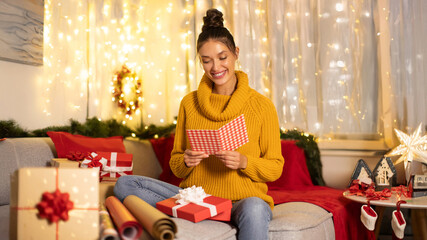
[111,65,142,117]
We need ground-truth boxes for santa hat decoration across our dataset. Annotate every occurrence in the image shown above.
[360,200,377,240]
[391,201,407,240]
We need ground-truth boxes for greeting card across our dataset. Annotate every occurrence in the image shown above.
[186,114,249,155]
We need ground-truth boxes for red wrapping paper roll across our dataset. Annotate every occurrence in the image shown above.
[105,196,142,240]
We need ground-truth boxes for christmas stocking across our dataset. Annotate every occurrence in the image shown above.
[391,201,406,240]
[360,201,377,240]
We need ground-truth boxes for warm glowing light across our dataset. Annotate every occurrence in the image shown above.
[335,3,344,12]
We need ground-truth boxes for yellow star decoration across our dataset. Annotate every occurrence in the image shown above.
[387,123,427,167]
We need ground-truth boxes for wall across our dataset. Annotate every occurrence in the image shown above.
[319,139,405,189]
[0,60,56,130]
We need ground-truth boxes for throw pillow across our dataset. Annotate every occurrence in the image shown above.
[149,135,182,187]
[47,131,126,158]
[267,140,314,190]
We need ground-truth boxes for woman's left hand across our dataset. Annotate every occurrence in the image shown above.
[215,151,248,170]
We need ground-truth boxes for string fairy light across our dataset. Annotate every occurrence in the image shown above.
[43,0,191,127]
[43,0,396,141]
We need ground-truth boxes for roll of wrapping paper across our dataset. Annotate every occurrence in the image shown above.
[123,195,177,240]
[105,196,143,240]
[99,203,120,240]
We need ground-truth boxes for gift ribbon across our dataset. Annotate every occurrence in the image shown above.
[171,199,218,218]
[36,189,74,223]
[65,151,87,161]
[100,152,133,178]
[81,152,108,169]
[12,168,99,240]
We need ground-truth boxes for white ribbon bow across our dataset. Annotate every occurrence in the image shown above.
[171,186,217,218]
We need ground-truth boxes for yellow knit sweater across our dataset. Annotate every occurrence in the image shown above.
[169,71,284,209]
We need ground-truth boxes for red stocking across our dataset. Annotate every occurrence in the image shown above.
[392,201,407,240]
[360,201,377,240]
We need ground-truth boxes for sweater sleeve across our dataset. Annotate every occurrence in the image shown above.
[240,98,284,182]
[169,99,194,179]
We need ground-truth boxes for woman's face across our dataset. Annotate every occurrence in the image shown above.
[199,40,239,88]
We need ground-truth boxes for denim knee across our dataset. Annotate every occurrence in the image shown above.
[233,197,272,221]
[231,197,272,240]
[113,175,180,206]
[113,175,138,202]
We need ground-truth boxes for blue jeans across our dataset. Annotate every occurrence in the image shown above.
[114,175,272,240]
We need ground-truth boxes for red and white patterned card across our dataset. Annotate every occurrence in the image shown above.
[186,114,249,155]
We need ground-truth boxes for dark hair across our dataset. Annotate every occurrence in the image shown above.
[196,9,237,55]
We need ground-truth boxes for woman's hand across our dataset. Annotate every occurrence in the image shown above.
[215,151,248,170]
[184,149,209,167]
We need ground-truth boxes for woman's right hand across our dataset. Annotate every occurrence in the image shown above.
[184,149,209,167]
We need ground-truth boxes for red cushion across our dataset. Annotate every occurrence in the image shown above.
[149,135,182,186]
[267,140,313,190]
[47,131,126,158]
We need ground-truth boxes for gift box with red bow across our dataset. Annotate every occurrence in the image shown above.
[10,168,99,240]
[51,158,81,168]
[156,186,232,223]
[80,152,133,179]
[51,151,89,168]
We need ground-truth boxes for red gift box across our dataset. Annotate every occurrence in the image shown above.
[156,196,232,223]
[81,152,133,179]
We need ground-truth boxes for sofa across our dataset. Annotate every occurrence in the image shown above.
[1,137,353,240]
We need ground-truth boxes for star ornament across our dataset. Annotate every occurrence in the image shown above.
[387,123,427,167]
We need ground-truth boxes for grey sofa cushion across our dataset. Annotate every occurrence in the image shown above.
[0,205,9,239]
[269,202,334,240]
[173,218,237,240]
[0,138,54,206]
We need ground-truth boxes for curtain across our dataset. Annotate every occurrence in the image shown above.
[388,0,427,135]
[233,0,378,139]
[44,0,426,143]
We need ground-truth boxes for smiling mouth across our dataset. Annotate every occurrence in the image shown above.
[212,71,226,78]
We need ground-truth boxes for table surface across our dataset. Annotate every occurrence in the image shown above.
[343,191,427,209]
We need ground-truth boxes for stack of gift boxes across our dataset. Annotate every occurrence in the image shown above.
[51,151,134,202]
[10,150,232,239]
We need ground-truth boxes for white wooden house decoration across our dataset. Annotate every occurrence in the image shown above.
[348,159,375,187]
[373,157,397,190]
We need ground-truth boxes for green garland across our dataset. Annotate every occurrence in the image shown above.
[0,118,324,186]
[0,118,173,139]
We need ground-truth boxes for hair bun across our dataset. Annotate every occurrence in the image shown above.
[202,9,224,32]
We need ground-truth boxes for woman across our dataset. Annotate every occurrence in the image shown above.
[114,8,284,240]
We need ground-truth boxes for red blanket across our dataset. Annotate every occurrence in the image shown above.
[150,137,368,239]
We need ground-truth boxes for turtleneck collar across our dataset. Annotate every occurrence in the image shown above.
[197,71,251,121]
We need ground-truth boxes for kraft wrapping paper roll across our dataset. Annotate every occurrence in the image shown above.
[123,195,177,240]
[99,203,120,240]
[105,196,143,240]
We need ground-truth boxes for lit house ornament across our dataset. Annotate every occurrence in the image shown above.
[372,157,397,190]
[349,159,374,187]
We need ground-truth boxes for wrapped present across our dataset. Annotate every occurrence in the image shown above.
[10,167,99,240]
[51,158,80,168]
[156,186,232,223]
[80,152,107,170]
[80,152,133,179]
